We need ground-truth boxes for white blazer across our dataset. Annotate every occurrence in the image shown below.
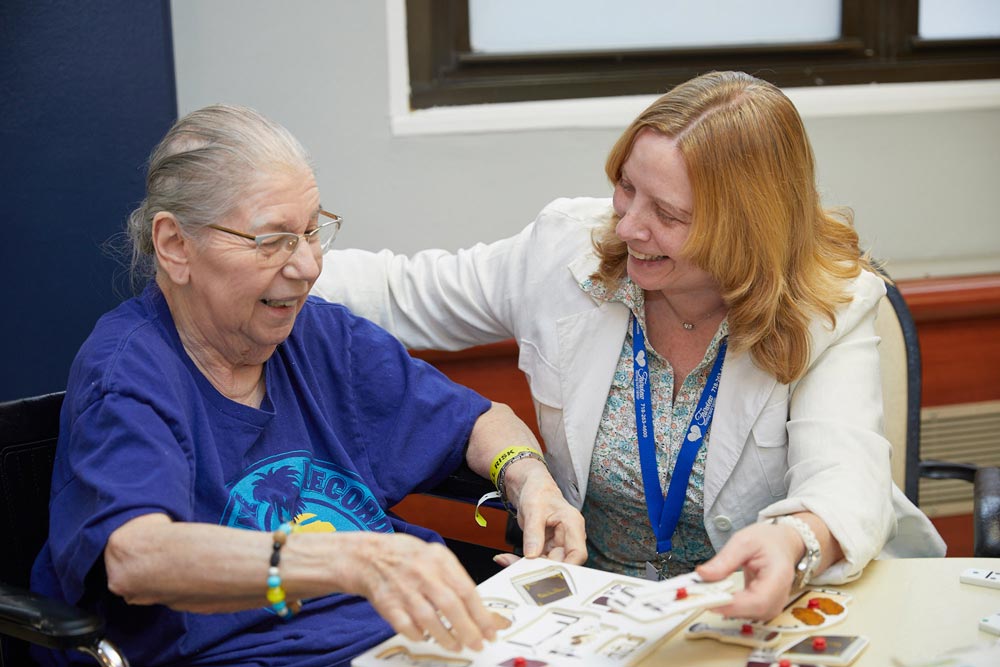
[313,197,946,583]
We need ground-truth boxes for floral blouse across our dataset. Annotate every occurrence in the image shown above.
[580,276,728,579]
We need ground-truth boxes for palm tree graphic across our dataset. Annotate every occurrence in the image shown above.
[251,465,306,528]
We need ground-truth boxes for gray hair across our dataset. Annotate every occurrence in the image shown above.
[126,104,312,287]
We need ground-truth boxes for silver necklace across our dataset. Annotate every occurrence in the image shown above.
[664,298,726,330]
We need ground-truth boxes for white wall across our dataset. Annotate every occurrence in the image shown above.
[170,0,1000,280]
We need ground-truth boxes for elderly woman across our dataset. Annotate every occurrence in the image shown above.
[30,105,585,667]
[313,71,945,621]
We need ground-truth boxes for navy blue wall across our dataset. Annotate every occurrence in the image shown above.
[1,1,178,400]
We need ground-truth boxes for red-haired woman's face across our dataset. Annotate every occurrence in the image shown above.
[613,129,716,297]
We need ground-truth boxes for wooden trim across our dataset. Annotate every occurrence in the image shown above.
[912,317,1000,406]
[930,513,974,557]
[897,274,1000,322]
[393,495,510,550]
[409,339,518,363]
[898,274,1000,407]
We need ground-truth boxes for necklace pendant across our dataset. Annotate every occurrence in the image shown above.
[682,322,695,330]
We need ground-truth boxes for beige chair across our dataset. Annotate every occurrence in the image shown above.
[873,277,1000,556]
[874,283,920,501]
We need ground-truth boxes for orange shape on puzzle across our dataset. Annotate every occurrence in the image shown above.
[790,607,825,625]
[810,596,845,615]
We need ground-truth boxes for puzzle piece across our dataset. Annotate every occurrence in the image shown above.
[511,566,575,607]
[686,619,783,647]
[373,645,473,666]
[499,658,547,667]
[765,589,851,633]
[604,571,734,622]
[780,635,869,666]
[481,597,520,625]
[746,644,819,667]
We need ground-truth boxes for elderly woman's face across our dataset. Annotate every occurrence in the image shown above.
[180,167,322,363]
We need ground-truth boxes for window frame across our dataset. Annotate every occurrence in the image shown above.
[406,0,1000,110]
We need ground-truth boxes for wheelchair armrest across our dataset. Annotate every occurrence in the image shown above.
[973,466,1000,558]
[0,582,105,651]
[919,461,1000,559]
[918,460,977,482]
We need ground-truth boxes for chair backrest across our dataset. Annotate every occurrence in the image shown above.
[0,391,64,666]
[872,281,922,505]
[0,392,63,591]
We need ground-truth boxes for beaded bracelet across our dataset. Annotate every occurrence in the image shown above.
[266,522,303,619]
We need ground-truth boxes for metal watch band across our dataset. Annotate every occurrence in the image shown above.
[496,449,546,516]
[772,515,822,589]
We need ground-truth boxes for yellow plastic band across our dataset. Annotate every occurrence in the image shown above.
[474,491,502,527]
[489,446,544,488]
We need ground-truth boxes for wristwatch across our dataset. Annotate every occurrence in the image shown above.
[772,516,822,589]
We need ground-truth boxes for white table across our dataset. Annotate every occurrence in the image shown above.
[635,558,1000,666]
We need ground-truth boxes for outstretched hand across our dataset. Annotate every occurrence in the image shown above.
[508,462,587,565]
[695,521,804,621]
[464,403,587,566]
[344,533,510,652]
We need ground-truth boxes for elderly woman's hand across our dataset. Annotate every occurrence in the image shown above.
[502,459,587,565]
[339,533,510,652]
[464,402,588,567]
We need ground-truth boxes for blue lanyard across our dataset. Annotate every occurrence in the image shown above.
[632,315,727,554]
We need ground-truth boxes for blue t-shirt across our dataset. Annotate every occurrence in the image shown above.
[31,284,491,666]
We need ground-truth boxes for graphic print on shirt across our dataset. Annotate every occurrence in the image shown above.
[220,452,393,533]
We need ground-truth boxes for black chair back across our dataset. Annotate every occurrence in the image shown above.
[881,280,924,505]
[0,391,64,665]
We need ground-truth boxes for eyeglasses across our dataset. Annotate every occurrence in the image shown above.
[206,210,342,266]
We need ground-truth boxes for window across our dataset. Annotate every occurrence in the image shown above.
[468,0,843,54]
[406,0,1000,110]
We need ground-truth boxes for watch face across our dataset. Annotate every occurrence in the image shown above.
[794,549,820,588]
[793,563,809,589]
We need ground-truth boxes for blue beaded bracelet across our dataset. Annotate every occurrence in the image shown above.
[266,522,302,619]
